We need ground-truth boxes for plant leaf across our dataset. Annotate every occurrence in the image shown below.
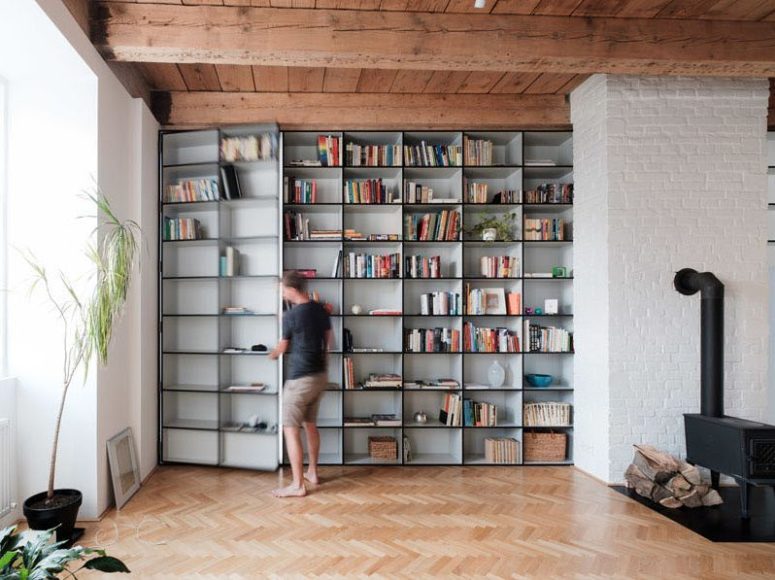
[0,549,17,569]
[83,556,130,573]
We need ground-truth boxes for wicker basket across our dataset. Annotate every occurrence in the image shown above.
[523,432,567,462]
[368,436,398,460]
[523,402,572,427]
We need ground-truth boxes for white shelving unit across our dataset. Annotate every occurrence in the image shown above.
[159,125,282,470]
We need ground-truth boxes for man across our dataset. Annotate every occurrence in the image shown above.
[269,270,332,498]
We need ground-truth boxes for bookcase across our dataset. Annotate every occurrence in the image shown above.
[159,125,283,470]
[281,130,574,466]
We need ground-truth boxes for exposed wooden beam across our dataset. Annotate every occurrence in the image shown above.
[93,3,775,77]
[152,91,570,129]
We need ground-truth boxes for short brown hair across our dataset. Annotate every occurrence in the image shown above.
[282,270,307,293]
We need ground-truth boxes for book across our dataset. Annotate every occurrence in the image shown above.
[404,142,462,167]
[163,217,203,241]
[344,417,375,427]
[404,328,460,353]
[463,322,520,353]
[224,384,266,393]
[438,393,462,426]
[419,292,460,316]
[403,210,460,241]
[221,133,276,162]
[371,414,401,427]
[405,255,442,279]
[524,218,571,241]
[524,319,573,353]
[363,373,402,388]
[164,177,219,203]
[345,142,401,166]
[524,183,573,204]
[344,252,401,279]
[317,135,341,167]
[331,250,342,278]
[220,165,242,200]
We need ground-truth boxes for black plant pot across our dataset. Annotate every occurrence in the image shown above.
[23,489,82,543]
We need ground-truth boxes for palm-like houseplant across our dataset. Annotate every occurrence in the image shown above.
[21,192,140,542]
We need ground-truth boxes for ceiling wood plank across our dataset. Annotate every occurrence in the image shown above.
[445,0,496,12]
[356,69,399,92]
[288,66,325,91]
[490,0,541,14]
[571,0,623,17]
[379,0,450,10]
[154,91,571,128]
[316,0,381,7]
[457,71,505,93]
[270,0,315,6]
[699,0,775,21]
[531,0,584,16]
[139,63,188,90]
[322,68,362,92]
[490,72,541,94]
[252,66,289,91]
[178,63,222,90]
[523,72,577,94]
[390,70,434,93]
[93,3,775,77]
[424,70,470,93]
[555,73,589,94]
[614,0,673,18]
[656,0,718,18]
[216,64,256,91]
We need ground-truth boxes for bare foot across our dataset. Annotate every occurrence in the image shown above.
[304,472,320,486]
[272,484,306,498]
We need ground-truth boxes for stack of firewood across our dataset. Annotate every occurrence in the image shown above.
[624,445,723,508]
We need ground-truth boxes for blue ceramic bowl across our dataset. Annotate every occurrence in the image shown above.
[525,374,553,388]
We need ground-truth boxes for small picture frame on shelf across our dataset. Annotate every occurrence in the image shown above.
[482,288,507,315]
[551,266,567,278]
[544,299,559,315]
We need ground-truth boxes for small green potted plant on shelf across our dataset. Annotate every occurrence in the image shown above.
[0,525,130,578]
[465,212,518,242]
[21,192,140,545]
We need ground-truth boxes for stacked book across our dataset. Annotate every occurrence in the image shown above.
[220,133,276,162]
[284,211,341,240]
[405,255,442,279]
[283,177,317,204]
[419,292,461,316]
[485,438,520,464]
[163,217,203,241]
[403,210,460,241]
[403,181,435,204]
[404,328,461,353]
[463,137,493,166]
[524,320,573,353]
[343,415,401,427]
[463,322,520,353]
[343,230,399,242]
[219,246,240,277]
[223,384,266,393]
[344,179,396,204]
[344,252,401,279]
[345,143,401,166]
[164,177,219,203]
[524,218,571,241]
[463,399,498,427]
[465,288,521,315]
[404,142,462,167]
[222,306,254,316]
[344,356,356,389]
[524,183,573,204]
[439,393,462,426]
[317,135,341,166]
[404,378,459,389]
[479,256,520,278]
[362,373,402,389]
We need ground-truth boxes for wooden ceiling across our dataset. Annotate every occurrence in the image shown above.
[64,0,775,128]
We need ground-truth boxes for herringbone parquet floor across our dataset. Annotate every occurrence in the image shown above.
[77,466,775,579]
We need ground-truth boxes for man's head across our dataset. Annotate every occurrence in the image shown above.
[282,270,308,304]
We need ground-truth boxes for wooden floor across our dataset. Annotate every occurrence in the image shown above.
[78,465,775,579]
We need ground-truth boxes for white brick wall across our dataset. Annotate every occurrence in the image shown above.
[571,75,770,483]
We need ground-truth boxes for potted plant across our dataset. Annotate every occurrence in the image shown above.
[0,525,130,578]
[465,212,518,242]
[21,192,140,544]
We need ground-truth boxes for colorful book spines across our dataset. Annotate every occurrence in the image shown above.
[283,178,317,204]
[163,217,203,241]
[524,320,573,352]
[463,322,520,353]
[463,399,498,427]
[345,143,401,166]
[524,218,571,241]
[404,142,462,167]
[405,255,441,279]
[403,210,460,241]
[344,252,401,279]
[404,328,461,353]
[484,438,520,464]
[479,256,520,278]
[317,135,341,167]
[164,178,219,203]
[344,179,394,204]
[524,183,573,204]
[463,137,494,166]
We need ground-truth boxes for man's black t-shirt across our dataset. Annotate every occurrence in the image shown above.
[282,301,331,380]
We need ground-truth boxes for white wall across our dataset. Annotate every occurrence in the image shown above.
[0,377,19,527]
[572,75,770,483]
[0,0,158,519]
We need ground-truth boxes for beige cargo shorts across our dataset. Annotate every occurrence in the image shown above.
[282,372,328,427]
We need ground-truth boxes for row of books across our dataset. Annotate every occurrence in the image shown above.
[403,181,436,204]
[405,255,442,279]
[283,178,317,204]
[524,183,573,204]
[419,292,461,316]
[221,133,276,162]
[404,143,463,167]
[404,379,459,389]
[479,256,520,279]
[485,438,520,464]
[317,135,340,167]
[404,328,461,353]
[344,357,356,389]
[466,288,521,316]
[344,179,397,204]
[463,399,498,427]
[362,373,402,388]
[463,322,520,353]
[164,177,219,203]
[403,210,460,241]
[345,143,401,167]
[283,211,340,240]
[524,218,571,241]
[344,231,400,242]
[344,414,401,427]
[163,217,203,241]
[463,137,494,166]
[525,320,573,353]
[439,393,462,426]
[219,246,240,277]
[343,252,401,279]
[465,184,520,204]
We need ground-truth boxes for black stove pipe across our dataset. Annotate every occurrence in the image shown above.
[674,268,724,418]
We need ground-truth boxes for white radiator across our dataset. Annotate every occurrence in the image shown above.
[0,418,12,519]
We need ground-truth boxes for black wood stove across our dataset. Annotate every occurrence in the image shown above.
[675,268,775,518]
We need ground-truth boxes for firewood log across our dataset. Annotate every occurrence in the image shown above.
[625,464,655,499]
[701,489,724,507]
[677,488,703,508]
[659,496,683,509]
[680,463,702,486]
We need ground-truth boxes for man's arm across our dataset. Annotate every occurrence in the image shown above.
[269,339,289,360]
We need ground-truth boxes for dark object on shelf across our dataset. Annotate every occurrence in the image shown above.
[251,344,268,352]
[675,268,775,519]
[523,432,566,462]
[220,165,242,200]
[23,489,83,545]
[613,485,775,542]
[525,374,553,388]
[343,328,353,352]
